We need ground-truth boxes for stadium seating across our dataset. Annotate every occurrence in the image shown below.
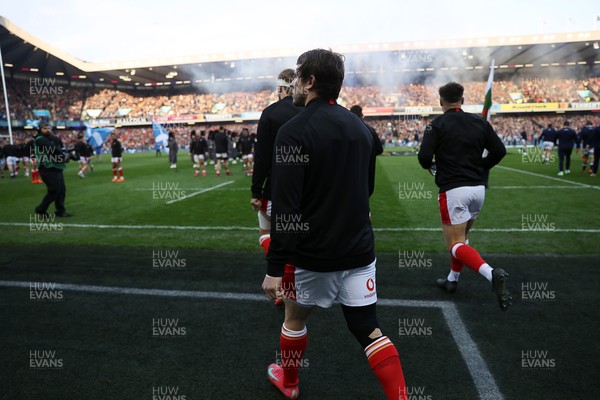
[4,77,599,121]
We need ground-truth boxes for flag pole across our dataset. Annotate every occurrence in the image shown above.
[482,59,495,123]
[0,43,14,144]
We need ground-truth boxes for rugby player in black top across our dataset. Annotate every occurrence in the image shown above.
[556,121,579,176]
[578,121,595,174]
[251,69,302,256]
[237,128,255,176]
[17,139,31,178]
[262,49,408,400]
[85,140,94,174]
[418,81,510,311]
[110,131,124,182]
[213,126,230,176]
[539,124,557,164]
[350,105,384,156]
[74,133,89,178]
[3,141,19,178]
[190,130,209,177]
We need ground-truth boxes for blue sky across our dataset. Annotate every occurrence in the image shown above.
[2,0,599,62]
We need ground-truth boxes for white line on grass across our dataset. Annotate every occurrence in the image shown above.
[493,185,588,189]
[496,166,600,190]
[133,187,248,191]
[165,181,234,204]
[0,279,503,400]
[1,222,599,233]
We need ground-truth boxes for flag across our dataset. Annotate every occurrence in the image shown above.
[152,120,169,146]
[482,59,495,123]
[84,124,114,148]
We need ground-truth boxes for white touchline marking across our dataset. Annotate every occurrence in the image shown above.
[493,185,587,189]
[0,279,503,400]
[382,298,504,400]
[165,180,235,204]
[496,166,600,190]
[1,222,598,233]
[133,187,248,191]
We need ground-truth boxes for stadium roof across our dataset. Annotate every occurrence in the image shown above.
[1,16,599,91]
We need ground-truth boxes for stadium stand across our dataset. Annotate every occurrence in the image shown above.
[3,77,600,121]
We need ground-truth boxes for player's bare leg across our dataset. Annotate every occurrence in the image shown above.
[78,160,86,178]
[248,155,254,175]
[215,158,221,176]
[439,221,511,310]
[7,160,16,178]
[192,156,199,176]
[224,159,231,176]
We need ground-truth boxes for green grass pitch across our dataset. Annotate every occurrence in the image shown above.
[1,148,599,399]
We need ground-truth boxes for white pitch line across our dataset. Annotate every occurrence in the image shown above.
[496,166,600,190]
[165,180,234,204]
[493,185,588,189]
[441,303,504,400]
[0,222,256,231]
[383,298,503,400]
[0,279,503,400]
[375,227,600,233]
[134,187,248,191]
[1,222,599,233]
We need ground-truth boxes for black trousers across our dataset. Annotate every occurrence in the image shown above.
[593,147,600,174]
[558,148,572,172]
[37,168,66,213]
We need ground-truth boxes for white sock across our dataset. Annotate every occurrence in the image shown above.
[479,263,493,282]
[447,270,460,282]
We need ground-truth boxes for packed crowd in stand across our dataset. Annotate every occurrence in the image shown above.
[2,115,598,154]
[3,77,599,121]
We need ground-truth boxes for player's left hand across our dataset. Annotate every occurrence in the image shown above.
[262,275,281,301]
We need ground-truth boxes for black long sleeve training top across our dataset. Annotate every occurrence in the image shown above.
[266,97,377,277]
[418,108,506,193]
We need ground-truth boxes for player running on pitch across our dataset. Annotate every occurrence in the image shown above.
[85,139,95,174]
[418,81,511,311]
[74,133,89,178]
[110,131,124,182]
[262,49,408,400]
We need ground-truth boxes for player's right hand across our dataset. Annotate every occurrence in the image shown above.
[251,198,261,211]
[262,275,281,301]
